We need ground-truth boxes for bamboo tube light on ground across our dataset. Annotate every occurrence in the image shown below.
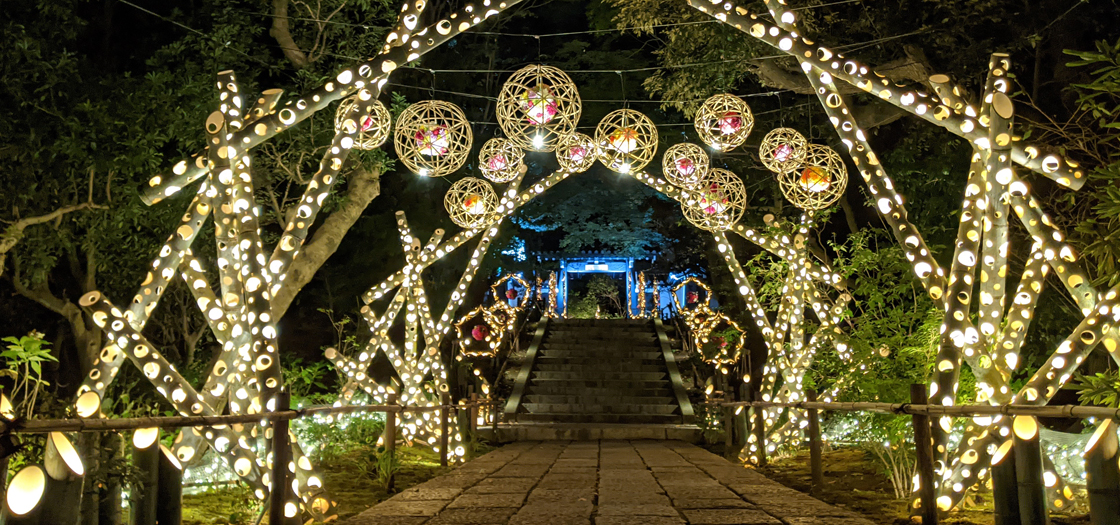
[3,465,46,523]
[40,432,85,525]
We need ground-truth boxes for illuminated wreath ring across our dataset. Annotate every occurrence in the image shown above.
[478,138,525,183]
[490,274,531,310]
[594,109,658,174]
[556,132,597,173]
[393,100,473,177]
[681,168,747,231]
[662,143,710,188]
[776,144,848,211]
[496,65,582,152]
[444,177,498,229]
[693,313,744,366]
[334,95,392,150]
[454,306,505,358]
[694,94,754,152]
[671,277,715,327]
[759,127,808,173]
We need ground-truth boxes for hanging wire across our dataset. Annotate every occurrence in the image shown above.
[119,0,280,71]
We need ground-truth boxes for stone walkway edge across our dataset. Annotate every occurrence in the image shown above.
[339,440,877,525]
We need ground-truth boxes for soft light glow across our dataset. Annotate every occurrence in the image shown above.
[6,466,46,516]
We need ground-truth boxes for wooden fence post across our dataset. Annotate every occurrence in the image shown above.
[752,392,767,467]
[807,390,824,496]
[440,392,450,468]
[469,392,479,439]
[269,389,294,525]
[1085,419,1120,525]
[909,384,938,525]
[385,392,398,492]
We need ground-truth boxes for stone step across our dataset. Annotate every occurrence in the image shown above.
[544,331,657,340]
[525,384,673,397]
[522,403,680,415]
[541,339,660,347]
[534,363,667,373]
[549,319,651,327]
[524,394,675,405]
[495,423,701,441]
[514,412,681,424]
[531,371,667,381]
[538,345,662,356]
[534,356,665,366]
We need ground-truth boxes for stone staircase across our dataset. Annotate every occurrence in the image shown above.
[506,318,693,426]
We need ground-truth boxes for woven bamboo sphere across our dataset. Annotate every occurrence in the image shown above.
[444,177,498,229]
[681,168,747,231]
[556,132,597,173]
[334,95,392,150]
[662,143,710,188]
[759,127,807,173]
[394,100,472,177]
[594,109,658,174]
[694,94,754,151]
[496,65,581,152]
[478,138,525,183]
[777,144,848,211]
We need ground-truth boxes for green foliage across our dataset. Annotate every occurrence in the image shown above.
[1073,371,1120,407]
[282,358,334,399]
[568,274,625,318]
[1,331,58,418]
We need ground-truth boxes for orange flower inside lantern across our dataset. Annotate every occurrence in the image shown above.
[717,111,743,136]
[700,182,729,214]
[607,127,639,153]
[799,165,831,193]
[462,193,487,215]
[519,84,559,125]
[415,124,450,156]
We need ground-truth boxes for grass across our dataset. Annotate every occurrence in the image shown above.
[758,446,1090,525]
[180,442,496,524]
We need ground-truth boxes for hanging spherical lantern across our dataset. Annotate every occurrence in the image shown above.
[681,168,746,231]
[776,144,848,211]
[595,109,658,174]
[393,100,473,176]
[444,177,498,229]
[556,132,597,173]
[694,94,754,151]
[496,65,582,152]
[759,127,808,173]
[662,143,710,188]
[334,95,392,150]
[478,138,525,183]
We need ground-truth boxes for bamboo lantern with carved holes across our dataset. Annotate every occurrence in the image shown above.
[497,65,581,152]
[759,127,808,173]
[455,306,505,358]
[478,138,525,183]
[695,94,754,151]
[3,465,46,523]
[444,177,498,229]
[595,109,658,174]
[682,168,747,231]
[556,132,597,173]
[334,95,391,150]
[662,143,710,188]
[394,100,472,176]
[776,144,848,211]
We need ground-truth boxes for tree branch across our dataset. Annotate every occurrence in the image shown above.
[270,0,312,69]
[1,201,104,279]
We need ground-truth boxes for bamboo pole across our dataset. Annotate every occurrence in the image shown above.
[910,385,938,525]
[1084,420,1120,525]
[752,393,767,467]
[269,390,294,525]
[41,432,85,525]
[440,392,450,468]
[1012,416,1047,525]
[385,392,398,492]
[2,464,46,524]
[156,445,183,525]
[991,439,1020,525]
[130,429,160,525]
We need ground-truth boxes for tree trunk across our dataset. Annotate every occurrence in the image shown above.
[271,165,383,319]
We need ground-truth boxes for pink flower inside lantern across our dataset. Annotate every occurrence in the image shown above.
[569,145,588,164]
[700,182,729,214]
[687,291,699,304]
[487,154,508,172]
[772,143,794,163]
[675,157,696,177]
[361,115,377,132]
[519,84,559,125]
[415,124,450,156]
[717,111,743,136]
[471,324,490,341]
[506,289,518,300]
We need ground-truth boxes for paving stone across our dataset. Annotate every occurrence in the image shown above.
[754,503,859,518]
[464,476,537,494]
[594,516,685,525]
[596,490,671,506]
[664,486,741,500]
[340,515,428,525]
[513,500,594,519]
[526,488,596,503]
[493,465,551,478]
[358,499,448,517]
[671,498,754,510]
[446,492,526,508]
[426,508,517,525]
[597,504,680,516]
[781,518,877,525]
[391,487,463,501]
[421,474,489,489]
[682,509,784,525]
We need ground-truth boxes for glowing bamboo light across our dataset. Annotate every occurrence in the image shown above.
[394,100,473,177]
[445,177,499,229]
[496,65,581,152]
[595,109,658,173]
[478,138,525,183]
[334,94,391,150]
[556,132,597,173]
[681,168,747,231]
[662,143,710,188]
[694,93,754,151]
[759,127,807,174]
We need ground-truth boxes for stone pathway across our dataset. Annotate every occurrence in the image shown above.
[340,440,877,525]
